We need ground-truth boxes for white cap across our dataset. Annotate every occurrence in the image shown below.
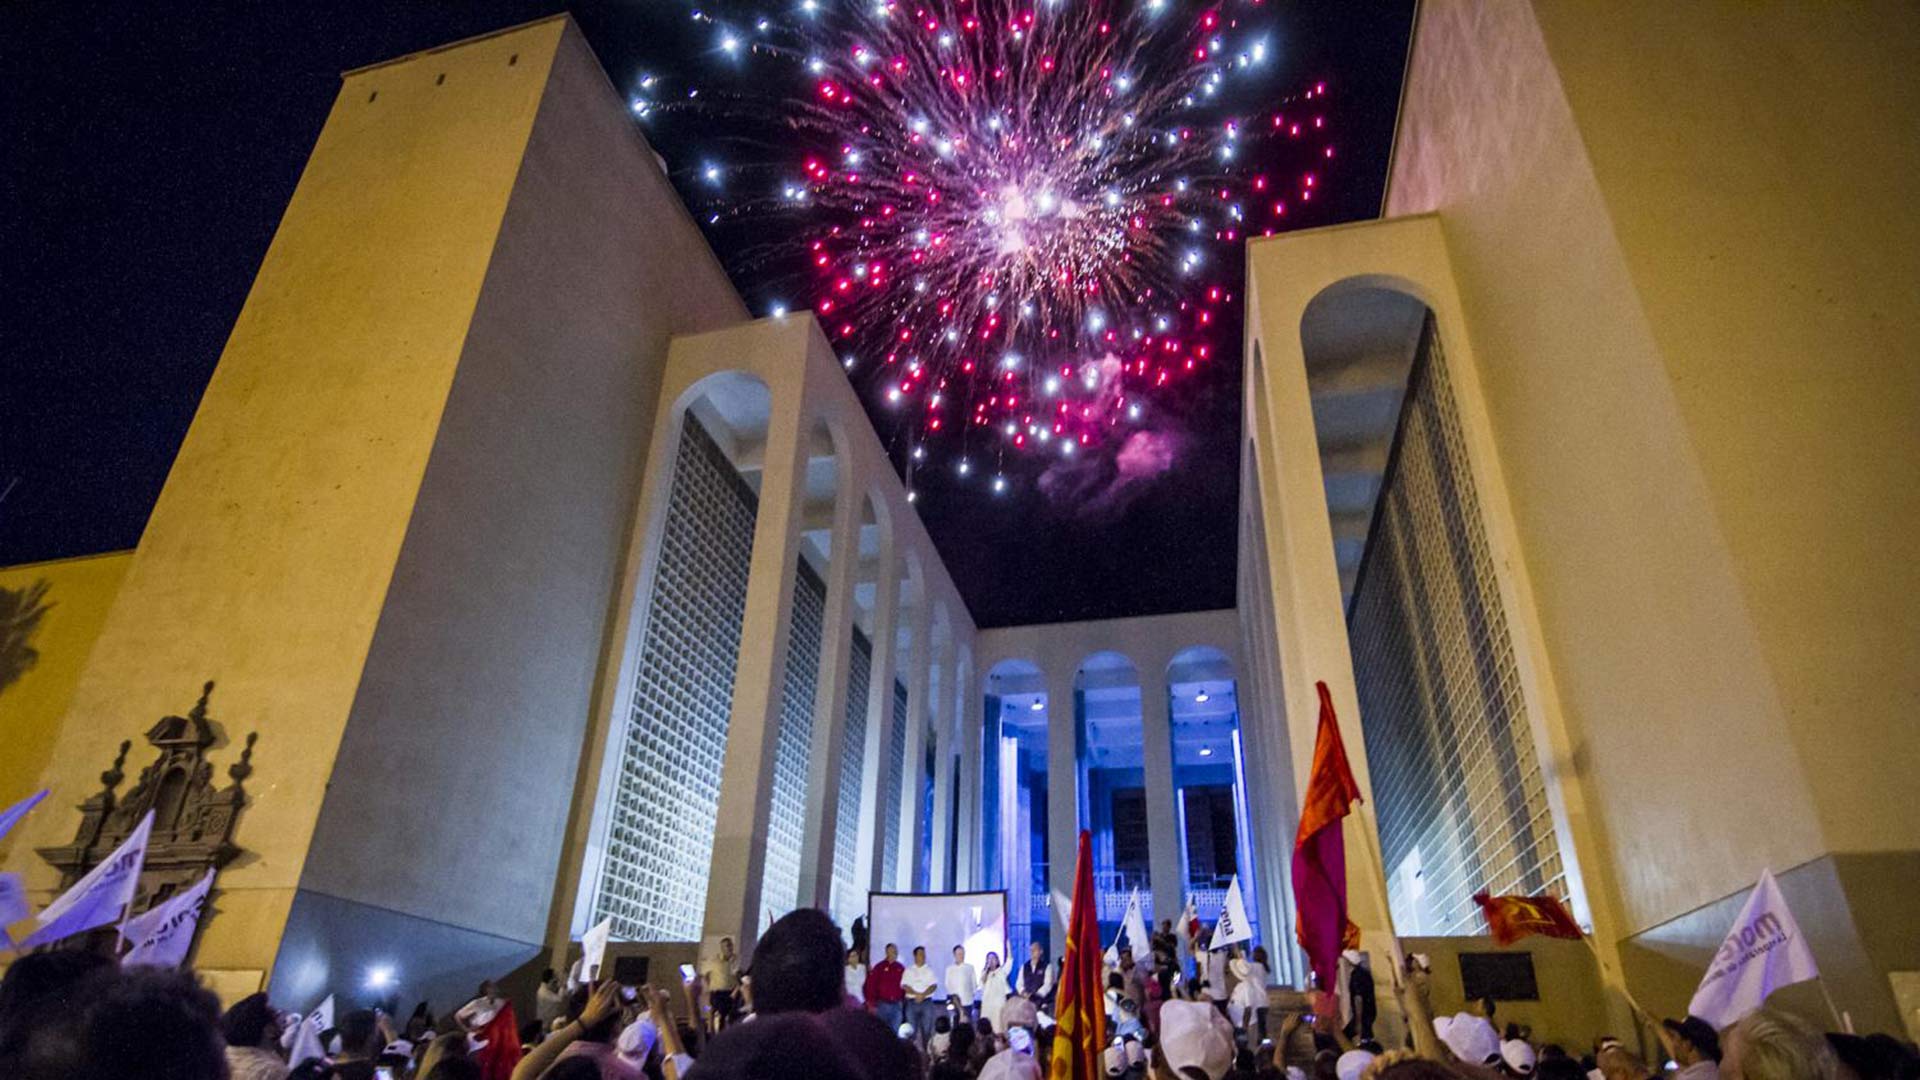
[1501,1040,1538,1075]
[1106,1043,1130,1076]
[1438,1013,1502,1066]
[617,1015,659,1061]
[1159,1000,1236,1080]
[1338,1049,1378,1080]
[1125,1040,1148,1068]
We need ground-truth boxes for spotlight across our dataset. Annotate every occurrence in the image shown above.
[1030,700,1044,711]
[365,965,396,992]
[1196,691,1210,703]
[1199,746,1214,757]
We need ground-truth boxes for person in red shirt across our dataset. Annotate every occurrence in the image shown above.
[864,943,907,1034]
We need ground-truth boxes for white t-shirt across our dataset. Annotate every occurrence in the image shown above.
[1204,951,1230,1001]
[903,963,938,997]
[945,960,980,1001]
[845,963,867,1003]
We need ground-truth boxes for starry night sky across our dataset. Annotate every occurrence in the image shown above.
[0,1,1411,627]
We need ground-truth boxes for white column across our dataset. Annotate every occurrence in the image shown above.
[952,649,980,890]
[703,378,810,950]
[1045,665,1079,953]
[927,637,958,891]
[1141,670,1182,930]
[798,481,861,909]
[855,542,902,895]
[1245,302,1396,953]
[895,597,933,890]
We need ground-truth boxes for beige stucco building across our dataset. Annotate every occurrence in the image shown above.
[4,0,1914,1045]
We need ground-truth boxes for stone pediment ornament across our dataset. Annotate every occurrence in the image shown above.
[37,680,255,930]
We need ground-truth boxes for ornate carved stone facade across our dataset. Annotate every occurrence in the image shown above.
[37,681,254,919]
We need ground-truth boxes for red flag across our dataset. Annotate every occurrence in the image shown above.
[1291,681,1363,992]
[1472,892,1584,947]
[1051,830,1108,1080]
[473,1000,523,1080]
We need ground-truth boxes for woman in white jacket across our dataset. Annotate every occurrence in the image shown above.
[979,952,1012,1035]
[1227,946,1272,1041]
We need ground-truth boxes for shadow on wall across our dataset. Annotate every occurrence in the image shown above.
[0,578,54,698]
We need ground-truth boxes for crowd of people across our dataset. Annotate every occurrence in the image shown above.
[0,906,1913,1080]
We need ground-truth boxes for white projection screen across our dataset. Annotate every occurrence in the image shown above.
[868,891,1009,983]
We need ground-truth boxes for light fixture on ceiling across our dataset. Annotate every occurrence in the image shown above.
[1030,699,1044,711]
[1199,746,1214,757]
[1195,690,1210,703]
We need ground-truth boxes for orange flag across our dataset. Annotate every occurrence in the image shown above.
[1472,892,1584,947]
[1051,829,1108,1080]
[1292,681,1363,991]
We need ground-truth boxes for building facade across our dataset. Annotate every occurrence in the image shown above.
[5,0,1915,1045]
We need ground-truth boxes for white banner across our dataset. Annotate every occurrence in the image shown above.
[581,916,613,982]
[285,994,334,1069]
[23,809,154,948]
[0,789,48,843]
[1105,888,1152,968]
[1209,875,1252,951]
[1688,869,1820,1029]
[122,869,214,969]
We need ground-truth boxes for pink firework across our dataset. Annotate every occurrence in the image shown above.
[681,0,1331,491]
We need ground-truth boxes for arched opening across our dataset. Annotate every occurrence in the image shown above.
[984,658,1048,961]
[1300,280,1571,936]
[587,370,772,943]
[1167,645,1257,941]
[760,418,841,928]
[1073,651,1150,933]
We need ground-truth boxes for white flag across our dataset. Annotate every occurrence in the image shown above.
[0,789,48,843]
[122,869,214,969]
[1209,875,1252,951]
[1105,888,1151,968]
[286,994,334,1068]
[1688,869,1820,1029]
[23,810,154,948]
[1,873,28,947]
[581,916,613,982]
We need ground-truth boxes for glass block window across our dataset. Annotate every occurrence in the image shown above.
[880,678,909,890]
[1347,315,1566,936]
[591,416,758,941]
[761,558,827,928]
[831,629,873,927]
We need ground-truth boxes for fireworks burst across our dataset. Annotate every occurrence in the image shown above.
[646,0,1334,499]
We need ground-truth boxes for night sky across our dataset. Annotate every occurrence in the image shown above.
[1,1,1411,628]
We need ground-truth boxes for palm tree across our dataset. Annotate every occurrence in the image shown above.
[0,578,54,696]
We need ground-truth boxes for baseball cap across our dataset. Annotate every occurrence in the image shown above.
[1337,1049,1378,1080]
[982,1046,1045,1080]
[1159,1000,1237,1080]
[1437,1012,1502,1066]
[1501,1040,1538,1074]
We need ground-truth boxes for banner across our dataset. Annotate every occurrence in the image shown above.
[1105,887,1151,968]
[1209,875,1253,951]
[122,869,215,968]
[22,809,154,948]
[0,789,48,843]
[1688,869,1819,1029]
[1290,682,1361,990]
[286,994,334,1069]
[1473,892,1584,947]
[0,873,27,948]
[581,917,613,982]
[1051,830,1107,1080]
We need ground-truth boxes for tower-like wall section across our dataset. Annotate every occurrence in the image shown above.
[1384,0,1919,1030]
[278,18,746,1007]
[4,18,569,991]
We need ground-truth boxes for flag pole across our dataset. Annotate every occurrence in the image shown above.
[1575,930,1656,1024]
[1814,977,1850,1034]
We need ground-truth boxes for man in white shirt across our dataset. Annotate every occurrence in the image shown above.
[1202,947,1230,1015]
[944,944,981,1023]
[902,946,940,1045]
